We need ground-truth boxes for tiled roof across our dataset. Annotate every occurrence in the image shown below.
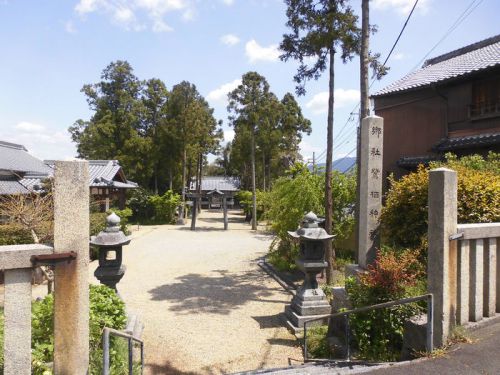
[190,176,240,192]
[397,155,441,169]
[0,141,52,175]
[45,160,137,189]
[0,177,30,194]
[373,35,500,97]
[433,132,500,152]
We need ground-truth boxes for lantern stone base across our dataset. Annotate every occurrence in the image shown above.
[283,287,331,333]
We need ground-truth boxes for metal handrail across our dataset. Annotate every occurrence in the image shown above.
[303,293,433,362]
[102,327,144,375]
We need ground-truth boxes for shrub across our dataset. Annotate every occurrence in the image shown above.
[265,164,356,271]
[345,248,426,361]
[381,153,500,249]
[0,224,33,245]
[148,190,181,224]
[126,188,154,222]
[306,325,330,359]
[27,285,127,375]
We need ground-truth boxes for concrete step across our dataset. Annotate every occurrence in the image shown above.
[232,361,385,375]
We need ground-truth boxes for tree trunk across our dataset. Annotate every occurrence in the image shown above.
[169,167,173,191]
[355,0,370,264]
[251,130,257,230]
[178,147,187,223]
[325,48,335,283]
[262,151,266,191]
[154,168,158,195]
[196,153,202,213]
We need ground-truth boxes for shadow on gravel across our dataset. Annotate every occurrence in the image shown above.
[146,360,202,375]
[252,313,284,329]
[148,269,285,314]
[267,337,298,348]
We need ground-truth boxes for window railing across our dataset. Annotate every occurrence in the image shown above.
[468,102,500,119]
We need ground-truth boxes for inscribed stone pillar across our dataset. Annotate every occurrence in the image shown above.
[428,168,457,348]
[357,116,383,268]
[3,268,32,375]
[53,161,90,374]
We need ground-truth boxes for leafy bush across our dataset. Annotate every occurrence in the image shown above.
[90,212,108,237]
[27,285,127,375]
[0,224,33,245]
[381,153,500,249]
[235,190,268,221]
[306,325,330,359]
[148,190,181,224]
[346,248,425,361]
[265,164,356,271]
[126,187,154,222]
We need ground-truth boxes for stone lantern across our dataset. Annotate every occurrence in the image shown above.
[90,212,130,293]
[284,211,334,332]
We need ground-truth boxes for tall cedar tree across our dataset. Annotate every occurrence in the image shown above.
[228,72,274,230]
[280,0,360,282]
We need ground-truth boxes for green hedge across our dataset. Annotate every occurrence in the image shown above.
[381,153,500,250]
[0,224,33,245]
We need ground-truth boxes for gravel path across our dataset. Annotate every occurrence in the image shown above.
[106,210,302,374]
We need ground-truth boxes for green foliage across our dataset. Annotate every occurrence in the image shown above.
[148,190,181,224]
[70,61,222,193]
[26,285,127,375]
[0,224,33,245]
[345,249,426,361]
[306,325,330,359]
[265,164,356,270]
[127,187,154,222]
[381,153,500,249]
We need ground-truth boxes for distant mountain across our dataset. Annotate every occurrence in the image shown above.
[310,156,356,173]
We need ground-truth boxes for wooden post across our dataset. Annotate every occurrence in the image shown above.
[191,197,197,231]
[53,161,90,374]
[223,196,228,230]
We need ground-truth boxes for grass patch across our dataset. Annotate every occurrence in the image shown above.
[306,325,330,359]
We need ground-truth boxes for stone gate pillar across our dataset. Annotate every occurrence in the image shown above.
[53,161,90,374]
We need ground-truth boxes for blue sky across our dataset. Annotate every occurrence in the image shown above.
[0,0,498,164]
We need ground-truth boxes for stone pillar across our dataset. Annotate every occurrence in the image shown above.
[428,167,457,348]
[483,238,496,317]
[469,239,483,321]
[457,240,470,325]
[357,116,383,268]
[53,161,90,375]
[3,268,32,375]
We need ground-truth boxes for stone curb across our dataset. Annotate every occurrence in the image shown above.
[257,257,297,296]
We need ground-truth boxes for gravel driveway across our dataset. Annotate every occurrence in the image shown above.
[106,209,302,374]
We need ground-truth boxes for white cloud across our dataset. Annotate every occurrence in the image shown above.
[299,140,321,160]
[221,0,234,5]
[245,39,280,63]
[1,122,76,160]
[220,33,240,46]
[74,0,191,32]
[15,121,46,132]
[373,0,430,15]
[392,52,405,60]
[65,20,77,33]
[306,89,360,115]
[206,79,241,105]
[224,129,235,143]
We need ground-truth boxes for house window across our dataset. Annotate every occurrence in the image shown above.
[470,77,500,118]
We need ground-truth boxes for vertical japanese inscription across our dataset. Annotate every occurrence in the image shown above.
[357,116,383,268]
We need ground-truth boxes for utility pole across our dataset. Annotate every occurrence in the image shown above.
[312,151,316,174]
[355,0,370,262]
